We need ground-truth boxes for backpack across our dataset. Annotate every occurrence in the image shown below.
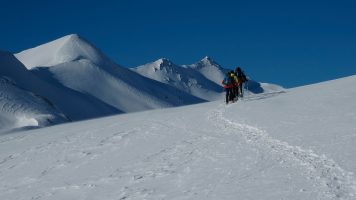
[237,71,247,83]
[241,73,247,83]
[223,75,234,85]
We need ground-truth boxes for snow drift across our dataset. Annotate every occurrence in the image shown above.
[0,50,68,132]
[0,77,66,133]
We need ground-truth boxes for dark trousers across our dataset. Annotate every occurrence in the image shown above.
[225,88,233,103]
[233,86,238,100]
[238,84,243,97]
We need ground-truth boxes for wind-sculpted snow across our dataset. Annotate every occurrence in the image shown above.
[15,34,111,69]
[0,51,69,132]
[0,77,67,133]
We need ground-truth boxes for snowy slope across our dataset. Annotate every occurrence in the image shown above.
[0,50,69,133]
[0,77,67,133]
[0,50,119,123]
[1,76,355,200]
[259,82,285,93]
[133,58,223,101]
[16,34,204,113]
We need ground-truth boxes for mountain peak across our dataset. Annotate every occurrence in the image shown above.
[201,56,213,62]
[58,33,79,41]
[58,34,83,44]
[157,58,172,65]
[200,56,217,65]
[188,56,221,70]
[15,34,109,69]
[67,33,80,39]
[156,58,173,67]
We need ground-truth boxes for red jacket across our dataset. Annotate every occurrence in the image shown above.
[222,80,234,89]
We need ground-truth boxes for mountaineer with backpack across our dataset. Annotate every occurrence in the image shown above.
[222,71,237,104]
[231,70,239,101]
[235,67,248,97]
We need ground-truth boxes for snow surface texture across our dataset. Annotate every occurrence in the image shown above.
[0,51,68,132]
[0,76,355,199]
[0,77,67,133]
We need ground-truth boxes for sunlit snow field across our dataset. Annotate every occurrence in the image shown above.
[1,76,356,200]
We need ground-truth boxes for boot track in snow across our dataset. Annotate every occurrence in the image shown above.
[208,104,356,200]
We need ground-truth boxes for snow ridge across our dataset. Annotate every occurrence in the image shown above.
[133,58,223,101]
[15,34,110,69]
[209,100,356,200]
[14,35,205,119]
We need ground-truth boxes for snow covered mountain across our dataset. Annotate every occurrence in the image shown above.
[135,56,283,99]
[0,49,120,131]
[186,56,227,85]
[15,34,111,69]
[0,34,283,132]
[0,50,68,132]
[15,34,204,114]
[133,58,223,101]
[1,76,355,199]
[187,57,284,94]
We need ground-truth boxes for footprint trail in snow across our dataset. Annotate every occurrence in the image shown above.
[208,104,356,199]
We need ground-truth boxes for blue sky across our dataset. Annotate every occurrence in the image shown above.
[0,0,355,88]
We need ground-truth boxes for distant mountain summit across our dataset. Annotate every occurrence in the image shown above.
[142,58,177,73]
[15,34,204,114]
[185,56,227,85]
[0,33,283,133]
[134,55,284,100]
[15,34,111,69]
[134,58,223,101]
[155,58,174,69]
[190,56,220,69]
[187,56,284,94]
